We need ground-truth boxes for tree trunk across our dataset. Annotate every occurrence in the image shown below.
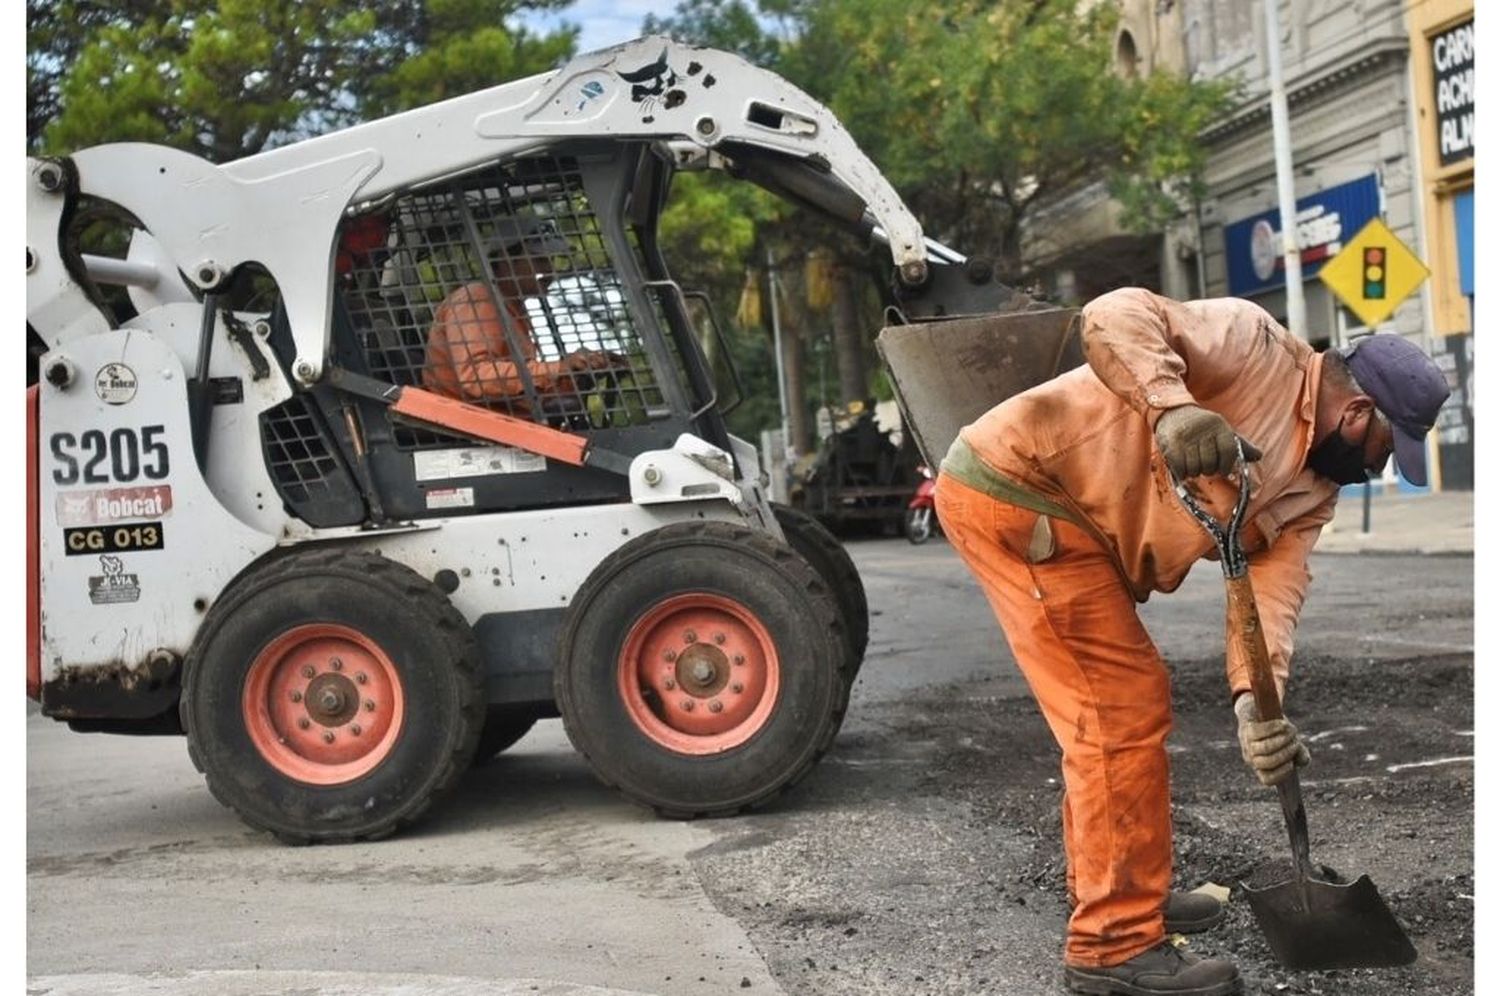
[777,273,813,458]
[831,264,867,406]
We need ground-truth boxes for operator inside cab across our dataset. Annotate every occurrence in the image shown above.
[421,214,612,411]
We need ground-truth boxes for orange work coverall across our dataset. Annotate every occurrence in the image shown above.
[934,287,1339,967]
[422,282,559,405]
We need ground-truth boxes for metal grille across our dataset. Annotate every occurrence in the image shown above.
[336,155,669,448]
[261,395,352,505]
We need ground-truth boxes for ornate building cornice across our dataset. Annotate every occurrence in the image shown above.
[1202,38,1409,145]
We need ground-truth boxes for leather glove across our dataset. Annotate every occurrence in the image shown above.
[1155,404,1263,480]
[1234,693,1311,787]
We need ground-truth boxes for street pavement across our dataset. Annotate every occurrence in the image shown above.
[1315,486,1473,555]
[25,491,1474,996]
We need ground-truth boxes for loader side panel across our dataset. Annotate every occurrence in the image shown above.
[28,384,41,701]
[37,329,277,720]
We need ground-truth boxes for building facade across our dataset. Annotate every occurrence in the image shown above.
[1405,0,1474,489]
[1020,0,1474,490]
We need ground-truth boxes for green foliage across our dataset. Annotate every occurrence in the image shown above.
[29,0,578,160]
[643,0,782,67]
[786,0,1234,276]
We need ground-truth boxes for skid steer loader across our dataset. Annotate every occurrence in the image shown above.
[26,36,1038,843]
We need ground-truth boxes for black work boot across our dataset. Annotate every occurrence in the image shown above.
[1163,891,1225,934]
[1069,891,1226,935]
[1064,941,1241,996]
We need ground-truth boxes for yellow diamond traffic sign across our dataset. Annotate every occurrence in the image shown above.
[1318,217,1430,327]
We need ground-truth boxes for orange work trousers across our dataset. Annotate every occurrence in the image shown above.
[935,472,1171,967]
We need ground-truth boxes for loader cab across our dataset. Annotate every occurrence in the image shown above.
[261,140,740,527]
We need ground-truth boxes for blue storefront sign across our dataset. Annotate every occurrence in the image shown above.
[1224,174,1382,297]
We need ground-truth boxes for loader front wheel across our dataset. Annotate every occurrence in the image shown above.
[182,549,484,843]
[556,521,847,817]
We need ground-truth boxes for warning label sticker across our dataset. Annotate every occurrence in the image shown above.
[413,446,546,481]
[425,487,476,510]
[56,485,173,527]
[88,554,142,605]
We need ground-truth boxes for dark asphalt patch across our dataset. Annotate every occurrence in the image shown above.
[692,652,1472,995]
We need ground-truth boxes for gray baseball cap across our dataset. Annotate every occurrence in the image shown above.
[1341,334,1451,486]
[487,215,572,259]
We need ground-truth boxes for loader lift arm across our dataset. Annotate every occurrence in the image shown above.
[28,36,940,382]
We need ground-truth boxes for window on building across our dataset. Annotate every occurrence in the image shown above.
[1117,30,1141,78]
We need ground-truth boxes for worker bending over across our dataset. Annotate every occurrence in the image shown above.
[935,287,1448,995]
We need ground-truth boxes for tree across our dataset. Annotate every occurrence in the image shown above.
[789,0,1234,280]
[28,0,579,160]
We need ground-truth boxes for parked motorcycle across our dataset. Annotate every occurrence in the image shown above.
[905,466,938,544]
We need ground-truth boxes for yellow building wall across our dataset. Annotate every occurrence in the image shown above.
[1407,0,1474,337]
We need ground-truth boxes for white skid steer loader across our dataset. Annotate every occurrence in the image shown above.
[26,36,1040,843]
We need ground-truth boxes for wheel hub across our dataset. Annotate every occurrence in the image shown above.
[618,593,780,755]
[306,673,359,726]
[677,645,729,697]
[242,624,405,785]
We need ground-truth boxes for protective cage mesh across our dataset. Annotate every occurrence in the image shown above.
[261,394,355,507]
[335,155,672,448]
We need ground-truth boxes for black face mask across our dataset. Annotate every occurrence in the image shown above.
[1307,414,1372,485]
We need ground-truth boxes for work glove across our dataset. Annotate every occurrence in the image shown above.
[1234,693,1311,787]
[1155,404,1263,480]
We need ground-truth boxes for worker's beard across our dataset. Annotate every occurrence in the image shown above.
[1306,416,1371,485]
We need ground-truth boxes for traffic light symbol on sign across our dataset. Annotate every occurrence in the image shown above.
[1364,246,1386,300]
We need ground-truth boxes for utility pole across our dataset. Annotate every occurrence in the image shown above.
[1263,0,1306,336]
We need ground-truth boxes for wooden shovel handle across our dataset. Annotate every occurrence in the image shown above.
[1226,574,1283,722]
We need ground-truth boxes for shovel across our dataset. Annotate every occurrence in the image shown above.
[1175,444,1418,971]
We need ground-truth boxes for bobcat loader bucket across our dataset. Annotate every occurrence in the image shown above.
[875,308,1083,469]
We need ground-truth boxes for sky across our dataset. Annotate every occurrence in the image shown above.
[518,0,664,56]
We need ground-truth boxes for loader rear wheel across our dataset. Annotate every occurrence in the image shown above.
[182,548,484,843]
[556,521,847,818]
[772,503,869,679]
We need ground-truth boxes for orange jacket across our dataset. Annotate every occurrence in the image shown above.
[958,287,1339,698]
[421,282,560,403]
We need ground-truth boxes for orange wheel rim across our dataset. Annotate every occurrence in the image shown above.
[617,593,780,755]
[241,623,405,785]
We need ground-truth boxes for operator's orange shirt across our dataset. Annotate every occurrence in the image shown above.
[957,287,1339,698]
[422,282,558,403]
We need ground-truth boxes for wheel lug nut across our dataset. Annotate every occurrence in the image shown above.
[330,657,343,671]
[289,690,303,703]
[732,682,744,694]
[364,699,376,712]
[302,665,316,678]
[681,700,695,712]
[664,678,677,690]
[297,718,311,730]
[684,630,697,644]
[733,655,745,666]
[323,731,335,744]
[350,724,362,736]
[356,672,368,684]
[709,700,723,713]
[714,632,726,645]
[664,649,677,662]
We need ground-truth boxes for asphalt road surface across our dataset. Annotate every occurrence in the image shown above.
[27,539,1473,995]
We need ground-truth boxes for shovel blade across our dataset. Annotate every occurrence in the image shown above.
[1243,873,1418,970]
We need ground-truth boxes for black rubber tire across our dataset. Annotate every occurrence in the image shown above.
[556,521,848,818]
[180,548,484,844]
[772,502,869,678]
[904,506,934,544]
[472,705,541,763]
